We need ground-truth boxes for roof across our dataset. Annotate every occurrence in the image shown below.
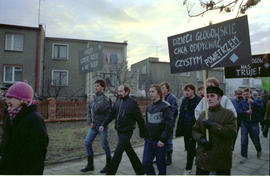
[0,23,41,31]
[46,37,128,46]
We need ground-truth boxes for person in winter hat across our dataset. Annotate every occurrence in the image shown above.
[0,81,49,175]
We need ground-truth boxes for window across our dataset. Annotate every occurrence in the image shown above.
[5,33,24,51]
[3,65,22,83]
[52,70,68,86]
[52,43,68,59]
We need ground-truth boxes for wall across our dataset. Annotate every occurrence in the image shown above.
[44,38,128,100]
[0,24,40,94]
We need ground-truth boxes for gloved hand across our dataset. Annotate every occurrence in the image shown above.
[199,137,212,150]
[203,119,214,129]
[262,125,269,138]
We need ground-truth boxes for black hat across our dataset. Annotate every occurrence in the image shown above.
[207,86,223,96]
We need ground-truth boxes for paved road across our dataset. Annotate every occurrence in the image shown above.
[44,132,269,175]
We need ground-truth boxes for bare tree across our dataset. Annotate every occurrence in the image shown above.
[43,77,64,99]
[100,61,129,97]
[181,0,261,17]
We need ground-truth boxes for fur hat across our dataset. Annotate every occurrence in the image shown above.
[207,86,223,97]
[6,82,34,102]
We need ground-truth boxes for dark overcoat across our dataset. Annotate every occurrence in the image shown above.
[0,104,49,175]
[192,105,237,171]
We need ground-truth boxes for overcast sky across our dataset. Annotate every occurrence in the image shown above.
[1,0,269,67]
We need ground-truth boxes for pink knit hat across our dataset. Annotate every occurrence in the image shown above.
[6,81,34,102]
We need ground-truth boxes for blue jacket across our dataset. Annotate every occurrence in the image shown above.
[164,93,178,120]
[232,98,242,115]
[238,97,264,123]
[232,98,244,123]
[176,95,201,137]
[145,99,174,143]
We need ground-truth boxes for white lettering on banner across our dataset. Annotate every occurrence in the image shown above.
[204,35,241,67]
[84,48,94,55]
[190,39,220,53]
[235,64,262,77]
[90,61,98,68]
[174,46,188,55]
[252,57,263,64]
[195,23,236,41]
[89,53,98,61]
[175,56,203,68]
[173,34,193,46]
[80,56,89,64]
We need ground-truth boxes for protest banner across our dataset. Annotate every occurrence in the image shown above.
[79,43,103,98]
[168,15,252,73]
[79,44,103,74]
[225,54,270,78]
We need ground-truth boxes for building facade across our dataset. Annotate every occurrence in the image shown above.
[1,24,226,100]
[43,38,128,100]
[0,24,44,96]
[131,57,225,98]
[1,24,128,100]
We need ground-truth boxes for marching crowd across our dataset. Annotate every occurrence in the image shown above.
[0,78,269,175]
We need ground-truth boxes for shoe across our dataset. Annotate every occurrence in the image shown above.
[100,156,111,173]
[257,151,262,159]
[166,151,172,165]
[183,170,192,175]
[80,156,94,172]
[240,157,248,164]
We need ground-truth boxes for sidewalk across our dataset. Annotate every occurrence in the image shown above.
[44,132,269,175]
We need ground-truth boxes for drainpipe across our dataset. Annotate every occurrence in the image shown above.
[35,25,41,95]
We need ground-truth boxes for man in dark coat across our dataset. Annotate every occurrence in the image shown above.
[176,84,201,175]
[0,82,48,175]
[99,85,146,175]
[238,88,264,164]
[192,86,237,175]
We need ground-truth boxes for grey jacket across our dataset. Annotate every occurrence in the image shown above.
[87,92,111,126]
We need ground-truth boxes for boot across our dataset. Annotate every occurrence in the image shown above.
[80,156,94,172]
[100,156,111,173]
[166,151,172,165]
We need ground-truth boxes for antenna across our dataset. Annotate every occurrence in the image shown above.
[38,0,41,25]
[154,45,162,57]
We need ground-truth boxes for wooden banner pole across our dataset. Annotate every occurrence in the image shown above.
[203,70,209,141]
[86,42,93,99]
[248,78,251,120]
[90,72,93,96]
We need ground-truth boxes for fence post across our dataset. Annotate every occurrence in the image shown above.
[48,97,56,120]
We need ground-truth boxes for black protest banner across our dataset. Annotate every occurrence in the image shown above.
[168,15,252,73]
[79,44,103,74]
[225,54,270,78]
